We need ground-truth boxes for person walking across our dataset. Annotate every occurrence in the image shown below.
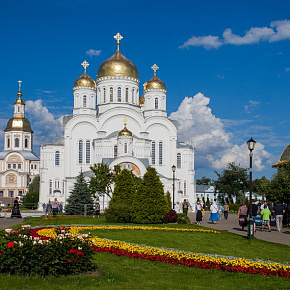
[51,198,58,217]
[248,199,258,232]
[218,204,223,219]
[182,199,189,216]
[11,197,22,218]
[238,202,248,231]
[272,201,285,232]
[175,201,180,214]
[195,202,203,225]
[223,202,229,220]
[209,199,219,224]
[261,205,271,232]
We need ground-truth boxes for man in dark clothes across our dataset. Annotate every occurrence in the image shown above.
[248,199,258,232]
[272,201,285,232]
[11,197,22,218]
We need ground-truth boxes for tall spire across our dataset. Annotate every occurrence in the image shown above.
[114,32,123,51]
[17,80,23,97]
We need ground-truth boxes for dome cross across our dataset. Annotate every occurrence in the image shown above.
[151,64,159,76]
[17,80,22,92]
[114,33,123,51]
[81,60,89,72]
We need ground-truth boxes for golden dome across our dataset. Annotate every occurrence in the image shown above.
[144,75,166,90]
[4,117,33,133]
[97,50,139,79]
[14,94,25,105]
[74,71,96,89]
[139,94,144,105]
[118,123,133,137]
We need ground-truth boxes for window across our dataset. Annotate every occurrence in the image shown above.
[18,106,20,112]
[55,180,59,189]
[110,87,113,102]
[78,140,83,164]
[151,142,156,165]
[159,142,163,165]
[13,164,16,169]
[117,87,121,102]
[9,191,14,197]
[25,138,28,148]
[125,88,129,102]
[184,181,187,195]
[34,164,37,169]
[62,180,65,195]
[132,89,134,103]
[15,138,19,147]
[55,151,60,166]
[83,95,87,107]
[8,164,11,169]
[177,153,181,168]
[155,98,158,109]
[86,141,90,164]
[7,138,10,148]
[124,143,128,154]
[49,180,52,194]
[18,164,21,169]
[114,145,118,158]
[103,88,106,103]
[31,164,33,169]
[0,191,3,197]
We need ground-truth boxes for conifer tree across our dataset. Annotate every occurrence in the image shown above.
[131,167,168,224]
[165,190,172,211]
[65,171,94,215]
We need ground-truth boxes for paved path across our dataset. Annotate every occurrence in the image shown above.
[188,211,290,246]
[0,217,25,229]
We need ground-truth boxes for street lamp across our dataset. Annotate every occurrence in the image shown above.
[247,137,256,241]
[172,165,176,210]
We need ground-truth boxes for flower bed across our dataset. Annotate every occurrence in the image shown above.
[33,225,290,278]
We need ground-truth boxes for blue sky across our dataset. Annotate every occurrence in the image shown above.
[0,0,290,181]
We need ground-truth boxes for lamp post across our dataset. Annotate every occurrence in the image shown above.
[172,165,176,210]
[247,137,256,241]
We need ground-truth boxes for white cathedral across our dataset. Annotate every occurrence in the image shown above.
[39,33,195,210]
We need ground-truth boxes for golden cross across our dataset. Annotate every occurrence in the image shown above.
[114,33,123,51]
[151,64,159,76]
[123,117,127,126]
[17,80,22,91]
[81,60,89,72]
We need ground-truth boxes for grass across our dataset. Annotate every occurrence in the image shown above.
[1,216,289,289]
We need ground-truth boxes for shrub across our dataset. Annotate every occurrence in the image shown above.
[105,204,131,223]
[164,210,178,223]
[229,203,241,212]
[0,227,96,276]
[177,213,190,224]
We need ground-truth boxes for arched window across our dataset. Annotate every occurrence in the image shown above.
[125,88,129,102]
[49,180,52,194]
[184,181,187,195]
[83,95,87,107]
[55,151,60,166]
[155,98,158,109]
[117,87,121,102]
[132,89,134,103]
[25,138,28,148]
[15,138,19,148]
[114,145,118,158]
[78,140,83,164]
[103,88,106,103]
[177,153,181,168]
[18,106,20,112]
[110,87,113,102]
[7,138,10,148]
[34,164,37,169]
[86,141,90,164]
[159,142,163,165]
[124,143,128,154]
[151,141,156,165]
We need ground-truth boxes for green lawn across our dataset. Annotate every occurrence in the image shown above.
[0,216,288,289]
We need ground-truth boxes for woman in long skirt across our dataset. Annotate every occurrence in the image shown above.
[196,202,203,225]
[209,199,219,224]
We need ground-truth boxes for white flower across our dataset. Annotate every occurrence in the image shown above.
[78,247,82,250]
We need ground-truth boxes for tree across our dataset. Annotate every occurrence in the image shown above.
[23,175,40,209]
[252,176,271,198]
[268,166,290,204]
[214,162,249,203]
[89,163,120,199]
[196,176,212,185]
[165,191,172,211]
[131,167,168,224]
[65,171,94,215]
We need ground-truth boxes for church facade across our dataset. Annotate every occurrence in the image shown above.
[0,82,40,203]
[39,33,195,210]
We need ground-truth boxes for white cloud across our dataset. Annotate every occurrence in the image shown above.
[179,35,222,50]
[244,100,260,113]
[285,67,290,72]
[86,49,101,56]
[25,100,63,146]
[180,19,290,49]
[170,93,272,172]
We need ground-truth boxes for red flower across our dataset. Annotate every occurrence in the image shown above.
[69,248,77,254]
[7,242,14,248]
[61,226,65,229]
[75,258,78,261]
[77,250,84,256]
[67,260,72,263]
[0,252,2,255]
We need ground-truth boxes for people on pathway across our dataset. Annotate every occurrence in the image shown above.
[223,202,229,220]
[261,205,271,232]
[175,201,180,214]
[272,201,285,232]
[238,202,248,231]
[218,204,223,219]
[182,199,189,215]
[11,197,22,218]
[42,203,46,214]
[248,199,258,232]
[209,199,219,224]
[195,201,203,225]
[51,198,58,217]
